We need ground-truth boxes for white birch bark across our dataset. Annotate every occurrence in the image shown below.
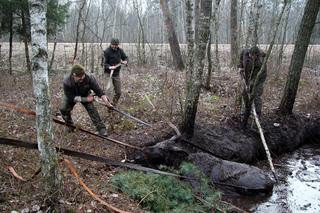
[29,0,61,204]
[246,0,261,47]
[184,0,213,136]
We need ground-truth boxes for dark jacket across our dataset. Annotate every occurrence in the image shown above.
[238,48,267,84]
[63,74,105,102]
[102,46,128,76]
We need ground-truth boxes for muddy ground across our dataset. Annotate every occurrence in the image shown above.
[0,43,320,212]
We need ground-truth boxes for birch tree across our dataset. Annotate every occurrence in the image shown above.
[29,0,61,206]
[245,0,261,47]
[242,0,288,126]
[184,0,212,136]
[279,0,320,114]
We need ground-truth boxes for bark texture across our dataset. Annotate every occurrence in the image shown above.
[184,0,212,136]
[160,0,185,71]
[279,0,320,114]
[230,0,239,67]
[29,0,61,205]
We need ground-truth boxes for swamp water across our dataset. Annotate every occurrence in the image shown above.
[224,144,320,213]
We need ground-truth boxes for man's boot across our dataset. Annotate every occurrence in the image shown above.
[98,128,108,137]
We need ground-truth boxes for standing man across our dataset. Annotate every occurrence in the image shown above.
[238,46,267,126]
[102,38,128,106]
[60,64,112,136]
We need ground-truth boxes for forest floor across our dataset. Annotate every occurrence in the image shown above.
[0,44,320,212]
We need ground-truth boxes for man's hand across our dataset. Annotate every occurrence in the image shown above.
[101,95,113,108]
[109,65,116,70]
[87,95,94,102]
[121,60,128,66]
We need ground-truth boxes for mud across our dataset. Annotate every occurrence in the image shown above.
[225,143,320,212]
[132,113,320,196]
[184,113,320,163]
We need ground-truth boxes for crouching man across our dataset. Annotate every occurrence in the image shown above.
[60,64,112,136]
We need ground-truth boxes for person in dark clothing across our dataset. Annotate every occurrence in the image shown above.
[238,46,267,125]
[60,64,112,136]
[101,38,128,106]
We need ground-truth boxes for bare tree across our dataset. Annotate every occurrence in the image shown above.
[212,0,221,72]
[21,7,32,72]
[133,0,146,65]
[29,0,61,207]
[205,32,213,89]
[276,2,291,73]
[279,0,320,114]
[242,0,288,126]
[73,0,85,62]
[160,0,185,71]
[9,6,14,75]
[185,0,194,82]
[230,0,239,67]
[245,0,261,47]
[184,0,212,136]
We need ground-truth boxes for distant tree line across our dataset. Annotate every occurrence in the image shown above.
[1,0,319,45]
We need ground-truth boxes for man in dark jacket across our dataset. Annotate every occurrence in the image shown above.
[102,38,128,106]
[60,64,112,136]
[238,46,267,125]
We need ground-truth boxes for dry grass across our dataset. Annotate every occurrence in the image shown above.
[0,42,319,212]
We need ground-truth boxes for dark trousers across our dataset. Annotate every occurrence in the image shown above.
[60,97,106,131]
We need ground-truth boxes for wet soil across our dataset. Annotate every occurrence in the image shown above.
[223,143,320,213]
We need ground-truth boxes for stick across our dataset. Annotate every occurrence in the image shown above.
[64,158,130,213]
[94,97,153,128]
[106,63,122,90]
[0,102,142,150]
[106,69,114,90]
[239,73,277,182]
[252,105,277,182]
[7,166,27,181]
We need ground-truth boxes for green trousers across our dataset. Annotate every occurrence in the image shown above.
[59,96,106,131]
[106,73,122,105]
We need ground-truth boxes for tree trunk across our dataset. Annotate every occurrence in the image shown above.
[279,0,320,114]
[48,36,57,72]
[185,0,194,86]
[239,0,246,49]
[184,0,212,136]
[230,0,239,67]
[73,0,85,62]
[246,0,261,47]
[276,3,291,74]
[160,0,185,71]
[21,8,31,72]
[9,9,13,75]
[212,0,221,72]
[132,0,146,65]
[205,32,213,90]
[242,1,288,126]
[29,0,61,207]
[80,0,91,67]
[185,0,194,120]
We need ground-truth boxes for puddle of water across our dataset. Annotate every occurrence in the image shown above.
[224,144,320,213]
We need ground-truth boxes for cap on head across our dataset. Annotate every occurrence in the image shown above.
[111,38,120,45]
[249,46,260,56]
[71,64,85,76]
